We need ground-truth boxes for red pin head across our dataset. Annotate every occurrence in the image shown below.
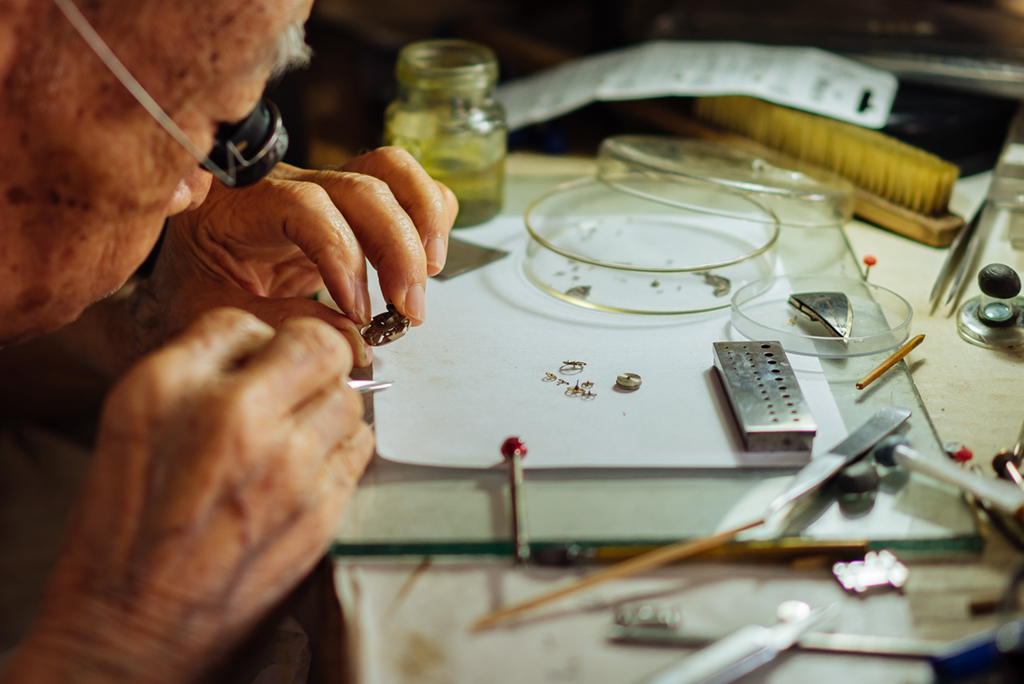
[501,437,527,461]
[943,441,973,464]
[862,254,877,281]
[952,445,974,463]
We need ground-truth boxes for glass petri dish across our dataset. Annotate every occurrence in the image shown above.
[598,135,855,229]
[731,275,913,357]
[524,175,778,317]
[523,175,780,315]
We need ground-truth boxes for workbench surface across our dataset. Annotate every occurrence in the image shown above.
[333,158,1024,684]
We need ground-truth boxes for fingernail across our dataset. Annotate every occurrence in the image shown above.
[342,327,372,367]
[425,237,447,274]
[355,279,372,325]
[404,283,426,324]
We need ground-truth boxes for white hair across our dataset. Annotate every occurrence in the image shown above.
[269,21,313,79]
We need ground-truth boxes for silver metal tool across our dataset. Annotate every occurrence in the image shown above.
[712,341,816,452]
[764,406,912,521]
[875,441,1024,521]
[433,237,508,281]
[638,601,839,684]
[500,437,530,564]
[347,379,393,394]
[611,621,944,659]
[1014,417,1024,461]
[944,202,992,316]
[929,203,984,315]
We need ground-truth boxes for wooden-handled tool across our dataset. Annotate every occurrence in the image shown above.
[471,519,764,631]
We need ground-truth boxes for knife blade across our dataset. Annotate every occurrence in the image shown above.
[765,406,911,519]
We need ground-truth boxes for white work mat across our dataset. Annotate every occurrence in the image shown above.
[367,217,848,469]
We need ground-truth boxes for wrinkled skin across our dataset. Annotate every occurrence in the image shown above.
[0,0,300,346]
[14,310,374,683]
[0,0,457,681]
[142,154,458,369]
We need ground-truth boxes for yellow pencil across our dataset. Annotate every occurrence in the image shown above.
[856,334,925,390]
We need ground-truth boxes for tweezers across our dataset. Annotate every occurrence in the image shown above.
[347,379,393,394]
[929,199,988,316]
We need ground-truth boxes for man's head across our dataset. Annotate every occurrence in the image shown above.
[0,0,313,346]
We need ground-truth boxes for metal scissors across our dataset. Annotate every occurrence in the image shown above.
[639,601,840,684]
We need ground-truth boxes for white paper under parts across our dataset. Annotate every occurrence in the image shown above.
[350,216,848,470]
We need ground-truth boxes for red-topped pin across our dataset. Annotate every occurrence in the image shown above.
[943,441,974,464]
[501,437,528,460]
[501,436,530,564]
[863,254,877,281]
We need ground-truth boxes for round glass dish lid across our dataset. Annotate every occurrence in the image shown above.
[598,136,855,229]
[523,173,780,315]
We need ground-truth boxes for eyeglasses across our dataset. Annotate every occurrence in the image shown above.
[51,0,289,188]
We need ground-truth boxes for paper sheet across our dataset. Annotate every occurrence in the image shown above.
[365,217,848,470]
[496,41,897,131]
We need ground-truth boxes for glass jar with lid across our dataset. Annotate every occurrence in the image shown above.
[385,39,507,227]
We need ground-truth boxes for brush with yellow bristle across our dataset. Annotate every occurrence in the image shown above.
[694,96,963,246]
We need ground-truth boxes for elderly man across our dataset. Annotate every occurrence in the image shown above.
[0,0,456,681]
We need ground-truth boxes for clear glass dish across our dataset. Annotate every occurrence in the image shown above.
[523,175,780,315]
[599,136,855,229]
[730,275,914,358]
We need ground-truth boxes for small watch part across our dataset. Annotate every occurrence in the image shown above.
[616,373,642,390]
[833,550,908,594]
[698,271,731,297]
[615,604,682,631]
[789,292,853,340]
[360,303,411,347]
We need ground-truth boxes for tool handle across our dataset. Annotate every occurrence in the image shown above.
[643,625,776,684]
[471,519,763,631]
[894,446,1024,515]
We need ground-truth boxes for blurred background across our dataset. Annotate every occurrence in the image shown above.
[277,0,1024,175]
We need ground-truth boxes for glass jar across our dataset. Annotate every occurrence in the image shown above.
[385,39,507,227]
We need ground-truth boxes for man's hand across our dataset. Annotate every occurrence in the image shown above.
[139,148,458,367]
[3,308,374,684]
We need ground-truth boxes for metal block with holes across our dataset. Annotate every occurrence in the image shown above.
[712,341,817,452]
